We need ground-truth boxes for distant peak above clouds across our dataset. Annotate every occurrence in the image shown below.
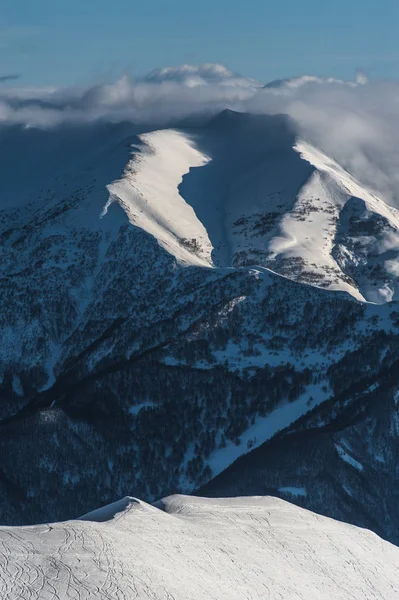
[143,63,263,88]
[145,63,234,83]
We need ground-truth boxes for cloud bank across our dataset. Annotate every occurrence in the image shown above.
[1,63,399,205]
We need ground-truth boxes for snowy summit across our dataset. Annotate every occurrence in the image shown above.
[1,495,398,599]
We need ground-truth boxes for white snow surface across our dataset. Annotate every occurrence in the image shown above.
[107,129,213,267]
[335,443,365,472]
[2,494,399,599]
[109,123,399,303]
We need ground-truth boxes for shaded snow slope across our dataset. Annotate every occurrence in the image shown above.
[0,122,137,227]
[181,112,399,303]
[0,122,140,390]
[2,495,398,600]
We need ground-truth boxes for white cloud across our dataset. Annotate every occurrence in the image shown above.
[144,63,262,89]
[1,63,399,205]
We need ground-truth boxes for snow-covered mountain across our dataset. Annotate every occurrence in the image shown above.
[108,110,399,302]
[1,494,398,600]
[0,112,399,544]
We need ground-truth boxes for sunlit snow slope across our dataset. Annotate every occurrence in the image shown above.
[1,495,398,600]
[111,112,399,302]
[107,129,213,267]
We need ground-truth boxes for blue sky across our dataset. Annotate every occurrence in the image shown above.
[0,0,398,86]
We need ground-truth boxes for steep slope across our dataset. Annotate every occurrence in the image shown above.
[182,113,399,303]
[0,122,140,395]
[198,361,399,544]
[296,141,399,303]
[108,111,399,303]
[1,115,399,534]
[106,128,213,267]
[1,495,398,600]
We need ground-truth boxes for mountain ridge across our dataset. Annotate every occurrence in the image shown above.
[0,494,398,600]
[0,113,399,540]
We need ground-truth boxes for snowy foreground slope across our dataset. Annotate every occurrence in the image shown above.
[2,495,398,600]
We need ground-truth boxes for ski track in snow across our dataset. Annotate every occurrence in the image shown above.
[0,495,398,599]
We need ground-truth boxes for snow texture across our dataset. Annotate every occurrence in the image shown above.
[107,129,213,267]
[335,443,364,472]
[1,495,398,599]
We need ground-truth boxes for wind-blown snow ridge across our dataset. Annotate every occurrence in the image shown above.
[1,495,398,599]
[106,129,213,267]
